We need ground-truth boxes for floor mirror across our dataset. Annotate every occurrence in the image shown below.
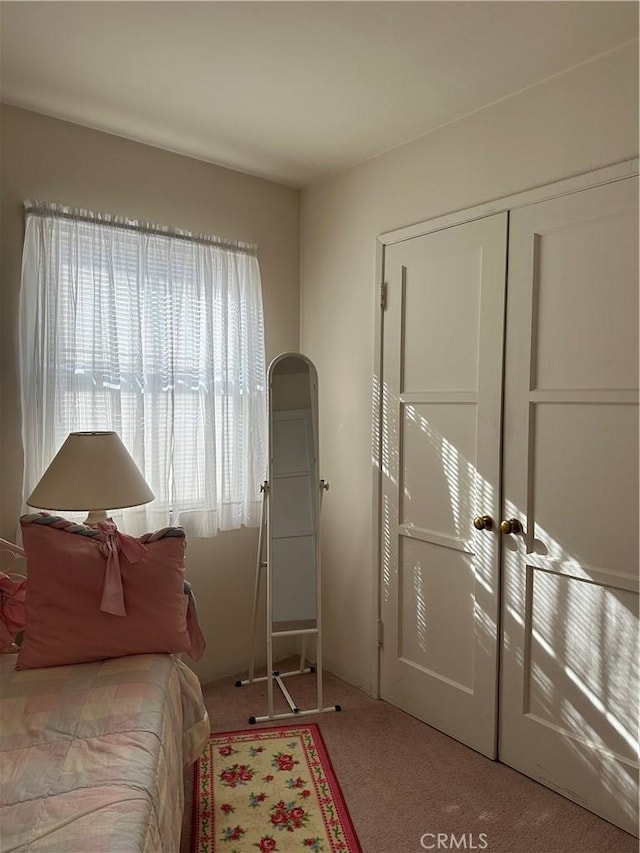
[237,352,340,722]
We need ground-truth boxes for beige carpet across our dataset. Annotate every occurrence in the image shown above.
[182,661,637,853]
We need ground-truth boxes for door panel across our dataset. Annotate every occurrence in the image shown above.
[527,570,638,764]
[399,537,476,690]
[401,402,478,536]
[402,246,482,392]
[533,403,638,571]
[533,208,639,391]
[500,176,639,834]
[380,212,507,759]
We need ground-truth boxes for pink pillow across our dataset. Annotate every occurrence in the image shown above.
[17,514,194,669]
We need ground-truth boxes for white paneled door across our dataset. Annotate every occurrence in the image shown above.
[379,174,639,834]
[499,177,639,834]
[380,213,508,759]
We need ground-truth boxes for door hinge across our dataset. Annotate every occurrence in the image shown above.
[380,282,387,311]
[377,619,384,647]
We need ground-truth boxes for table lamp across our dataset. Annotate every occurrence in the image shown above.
[27,431,154,525]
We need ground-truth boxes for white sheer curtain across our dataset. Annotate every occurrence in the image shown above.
[19,201,267,536]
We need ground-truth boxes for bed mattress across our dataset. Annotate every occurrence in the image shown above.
[0,653,209,852]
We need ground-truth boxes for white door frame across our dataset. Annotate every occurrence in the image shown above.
[371,157,639,700]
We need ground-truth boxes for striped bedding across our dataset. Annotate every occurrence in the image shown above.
[0,653,209,852]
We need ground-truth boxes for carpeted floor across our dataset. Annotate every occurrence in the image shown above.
[182,661,637,853]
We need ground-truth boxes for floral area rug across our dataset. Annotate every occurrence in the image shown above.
[192,723,362,853]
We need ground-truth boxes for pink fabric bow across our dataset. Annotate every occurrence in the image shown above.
[184,581,206,661]
[97,520,147,617]
[0,572,26,648]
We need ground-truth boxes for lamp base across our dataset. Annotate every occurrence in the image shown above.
[84,510,109,526]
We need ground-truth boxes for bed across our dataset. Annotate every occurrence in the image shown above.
[0,651,209,853]
[0,524,210,853]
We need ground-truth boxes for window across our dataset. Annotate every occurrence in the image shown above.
[20,201,267,536]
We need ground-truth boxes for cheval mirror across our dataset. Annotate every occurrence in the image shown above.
[237,352,340,722]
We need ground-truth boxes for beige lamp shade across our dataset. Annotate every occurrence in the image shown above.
[27,431,154,525]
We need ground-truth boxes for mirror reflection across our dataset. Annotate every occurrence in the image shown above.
[269,354,319,632]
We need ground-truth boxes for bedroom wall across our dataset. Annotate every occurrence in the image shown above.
[0,104,301,684]
[300,43,639,693]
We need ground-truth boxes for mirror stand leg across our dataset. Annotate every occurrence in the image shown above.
[299,635,307,672]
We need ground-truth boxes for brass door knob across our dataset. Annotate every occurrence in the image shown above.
[473,515,493,531]
[500,518,523,535]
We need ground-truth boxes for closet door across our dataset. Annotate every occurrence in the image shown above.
[380,213,507,758]
[500,177,639,834]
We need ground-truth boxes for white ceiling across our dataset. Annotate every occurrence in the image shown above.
[1,2,637,187]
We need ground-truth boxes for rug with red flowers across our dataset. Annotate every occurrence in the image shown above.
[192,723,362,853]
